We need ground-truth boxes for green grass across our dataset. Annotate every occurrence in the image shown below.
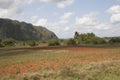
[0,49,70,67]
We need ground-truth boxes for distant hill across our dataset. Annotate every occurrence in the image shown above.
[0,18,58,40]
[104,37,120,39]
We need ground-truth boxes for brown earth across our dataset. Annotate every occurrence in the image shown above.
[0,46,119,76]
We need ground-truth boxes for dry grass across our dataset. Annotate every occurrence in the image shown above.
[0,47,120,80]
[1,60,120,80]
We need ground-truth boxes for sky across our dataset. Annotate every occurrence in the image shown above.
[0,0,120,38]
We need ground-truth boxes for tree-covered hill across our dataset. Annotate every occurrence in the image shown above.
[0,18,57,41]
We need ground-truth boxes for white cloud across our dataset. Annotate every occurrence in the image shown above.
[60,12,74,20]
[59,12,74,24]
[35,12,112,38]
[64,27,70,31]
[107,5,120,23]
[0,1,119,38]
[31,16,38,22]
[0,0,14,9]
[0,0,24,18]
[0,0,37,18]
[107,5,120,14]
[26,0,34,4]
[37,0,75,8]
[35,18,48,26]
[75,13,99,26]
[95,23,110,30]
[57,0,74,8]
[0,0,74,19]
[110,14,120,23]
[33,13,74,38]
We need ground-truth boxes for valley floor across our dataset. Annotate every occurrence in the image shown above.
[0,46,120,80]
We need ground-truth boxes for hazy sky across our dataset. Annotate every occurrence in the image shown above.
[0,0,120,38]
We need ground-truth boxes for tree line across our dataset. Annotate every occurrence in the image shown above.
[0,32,120,47]
[49,32,120,46]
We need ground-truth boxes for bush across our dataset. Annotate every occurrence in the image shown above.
[109,38,120,44]
[66,39,76,46]
[48,39,60,46]
[2,38,15,47]
[0,39,3,47]
[28,41,38,47]
[91,37,106,44]
[0,43,3,47]
[74,32,106,45]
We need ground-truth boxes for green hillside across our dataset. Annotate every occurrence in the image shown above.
[0,18,57,41]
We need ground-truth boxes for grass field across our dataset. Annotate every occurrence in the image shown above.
[0,47,120,80]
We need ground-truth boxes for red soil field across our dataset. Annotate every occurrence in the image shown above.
[0,46,120,76]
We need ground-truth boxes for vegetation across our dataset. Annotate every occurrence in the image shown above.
[1,38,15,47]
[27,41,39,47]
[0,47,120,80]
[0,18,120,80]
[109,37,120,44]
[65,39,76,46]
[0,32,119,48]
[74,32,106,45]
[0,18,119,47]
[0,39,3,47]
[48,39,60,46]
[15,61,119,80]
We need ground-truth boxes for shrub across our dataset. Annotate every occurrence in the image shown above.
[66,39,76,46]
[0,39,4,47]
[28,41,38,47]
[109,38,120,44]
[74,32,106,45]
[92,37,106,44]
[2,38,15,47]
[48,39,60,46]
[0,43,4,47]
